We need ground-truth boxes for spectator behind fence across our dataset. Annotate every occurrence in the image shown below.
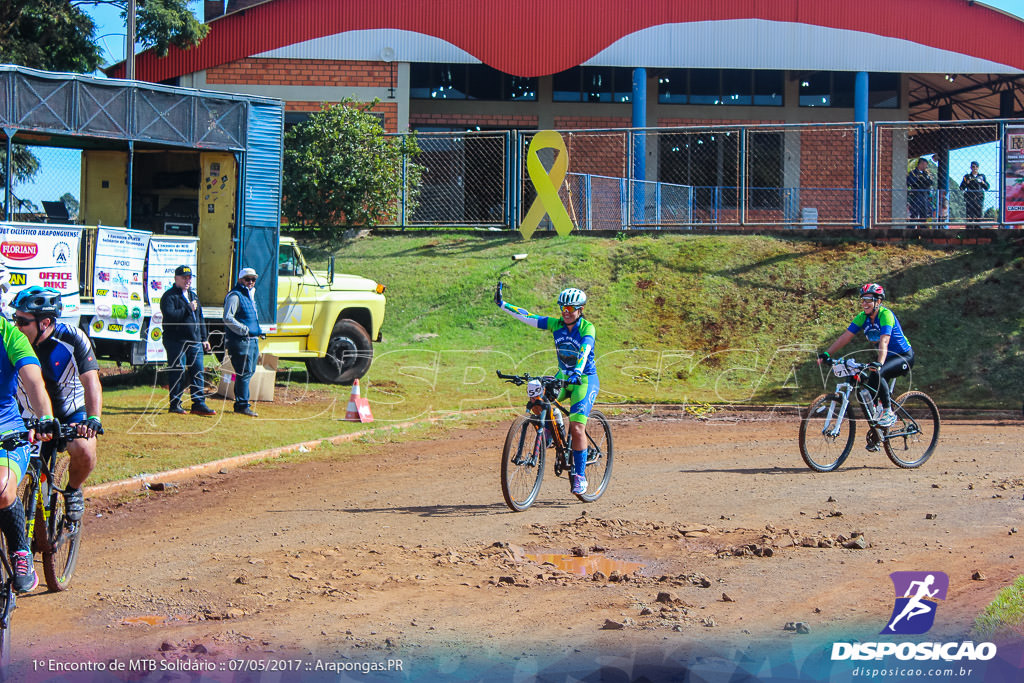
[907,158,933,226]
[959,161,990,222]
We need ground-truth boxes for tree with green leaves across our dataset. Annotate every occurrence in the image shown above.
[0,0,208,73]
[282,101,421,231]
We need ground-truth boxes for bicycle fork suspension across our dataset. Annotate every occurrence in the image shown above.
[823,384,853,438]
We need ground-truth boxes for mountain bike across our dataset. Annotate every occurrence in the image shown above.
[799,357,940,472]
[496,371,613,512]
[13,422,97,592]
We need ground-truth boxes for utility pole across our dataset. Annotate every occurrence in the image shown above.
[126,0,136,80]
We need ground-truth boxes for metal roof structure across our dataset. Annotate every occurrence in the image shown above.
[112,0,1024,121]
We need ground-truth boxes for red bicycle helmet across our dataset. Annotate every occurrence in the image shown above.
[860,283,885,300]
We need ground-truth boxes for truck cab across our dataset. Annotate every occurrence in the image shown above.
[262,236,386,384]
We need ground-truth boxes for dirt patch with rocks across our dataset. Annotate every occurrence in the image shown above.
[10,415,1024,679]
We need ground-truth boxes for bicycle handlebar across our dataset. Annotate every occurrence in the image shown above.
[495,370,564,390]
[0,420,103,452]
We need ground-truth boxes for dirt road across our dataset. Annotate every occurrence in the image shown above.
[11,414,1024,681]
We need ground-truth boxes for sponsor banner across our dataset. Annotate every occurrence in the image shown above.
[1004,126,1024,224]
[91,227,150,341]
[0,222,82,325]
[145,236,199,362]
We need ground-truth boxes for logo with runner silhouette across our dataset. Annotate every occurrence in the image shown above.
[882,571,949,635]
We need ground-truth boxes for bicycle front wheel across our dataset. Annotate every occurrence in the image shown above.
[799,394,856,472]
[577,411,613,503]
[42,455,80,592]
[500,416,546,512]
[884,391,940,469]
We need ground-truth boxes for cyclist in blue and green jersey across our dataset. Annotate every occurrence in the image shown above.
[495,284,598,495]
[0,268,58,593]
[818,283,914,428]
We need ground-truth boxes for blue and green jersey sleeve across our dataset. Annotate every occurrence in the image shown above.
[0,318,39,433]
[847,307,912,355]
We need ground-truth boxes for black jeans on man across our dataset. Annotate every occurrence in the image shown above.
[165,340,206,407]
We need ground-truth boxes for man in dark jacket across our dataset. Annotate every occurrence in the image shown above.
[222,267,264,417]
[160,265,215,416]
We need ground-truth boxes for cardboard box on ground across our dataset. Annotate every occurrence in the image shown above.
[216,354,278,402]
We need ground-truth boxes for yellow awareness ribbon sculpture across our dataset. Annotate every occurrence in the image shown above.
[519,130,574,239]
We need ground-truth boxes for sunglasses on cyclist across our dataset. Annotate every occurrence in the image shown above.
[13,316,36,327]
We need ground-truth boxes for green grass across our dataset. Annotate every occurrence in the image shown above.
[89,231,1023,486]
[973,575,1024,640]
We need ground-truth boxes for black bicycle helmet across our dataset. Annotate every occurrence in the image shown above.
[13,286,63,319]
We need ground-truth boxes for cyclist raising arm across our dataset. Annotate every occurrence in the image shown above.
[818,283,914,427]
[495,283,598,495]
[0,272,58,593]
[12,287,101,525]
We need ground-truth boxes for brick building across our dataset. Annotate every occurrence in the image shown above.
[111,0,1024,227]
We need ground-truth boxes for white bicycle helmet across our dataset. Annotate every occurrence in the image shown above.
[557,287,586,308]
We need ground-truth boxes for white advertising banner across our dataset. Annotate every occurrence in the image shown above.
[91,226,150,341]
[145,236,199,361]
[0,222,83,325]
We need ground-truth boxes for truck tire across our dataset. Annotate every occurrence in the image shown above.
[305,319,373,385]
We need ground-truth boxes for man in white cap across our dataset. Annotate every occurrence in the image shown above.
[223,267,264,417]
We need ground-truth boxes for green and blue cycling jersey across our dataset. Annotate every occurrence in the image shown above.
[0,317,41,483]
[847,306,912,358]
[499,301,598,424]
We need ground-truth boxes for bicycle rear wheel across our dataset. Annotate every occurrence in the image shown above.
[799,394,856,472]
[500,416,546,512]
[577,411,613,503]
[883,391,940,469]
[42,455,80,592]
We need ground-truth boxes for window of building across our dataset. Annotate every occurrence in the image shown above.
[410,63,536,101]
[799,72,899,108]
[657,69,783,106]
[552,67,634,103]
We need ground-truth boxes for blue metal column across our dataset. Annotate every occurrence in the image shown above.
[855,72,870,229]
[3,129,12,220]
[631,67,647,228]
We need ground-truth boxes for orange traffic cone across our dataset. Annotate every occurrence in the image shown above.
[345,379,373,422]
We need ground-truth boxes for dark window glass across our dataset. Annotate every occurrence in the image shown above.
[507,75,537,101]
[582,67,612,102]
[753,70,783,106]
[466,65,503,100]
[869,72,899,108]
[657,69,687,104]
[720,70,752,105]
[831,72,855,108]
[613,68,634,103]
[690,69,720,105]
[409,63,434,99]
[553,68,582,102]
[799,72,831,107]
[434,65,467,99]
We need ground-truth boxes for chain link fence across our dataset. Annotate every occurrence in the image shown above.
[4,143,83,224]
[874,121,1002,227]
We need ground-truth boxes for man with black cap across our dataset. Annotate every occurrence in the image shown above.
[160,265,216,416]
[959,161,990,222]
[222,267,264,417]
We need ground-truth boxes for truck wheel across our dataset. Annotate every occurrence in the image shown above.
[305,319,373,385]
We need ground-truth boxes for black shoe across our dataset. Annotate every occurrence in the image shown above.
[190,404,217,417]
[63,487,85,522]
[168,404,186,414]
[10,550,38,593]
[233,406,258,417]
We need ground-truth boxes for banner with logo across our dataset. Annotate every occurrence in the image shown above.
[0,222,83,324]
[144,236,198,361]
[1004,125,1024,224]
[91,227,150,341]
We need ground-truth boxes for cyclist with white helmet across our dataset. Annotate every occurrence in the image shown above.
[12,286,102,525]
[495,283,598,495]
[0,269,59,593]
[818,283,914,428]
